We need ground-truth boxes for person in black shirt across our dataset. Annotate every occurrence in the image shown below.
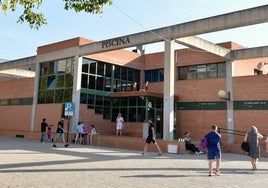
[40,118,48,143]
[142,117,162,156]
[53,118,69,148]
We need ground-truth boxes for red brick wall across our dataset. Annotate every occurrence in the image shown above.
[37,37,93,55]
[0,78,34,99]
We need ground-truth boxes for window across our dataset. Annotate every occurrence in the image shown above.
[178,62,226,80]
[79,58,141,122]
[38,58,74,104]
[217,63,226,77]
[207,64,217,78]
[145,69,164,82]
[197,65,206,79]
[178,66,189,80]
[188,66,197,79]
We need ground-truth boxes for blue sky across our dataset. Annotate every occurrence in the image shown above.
[0,0,267,60]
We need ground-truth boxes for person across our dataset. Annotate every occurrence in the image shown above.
[244,126,263,171]
[183,130,204,154]
[116,113,124,136]
[53,118,69,148]
[40,118,48,143]
[75,122,84,144]
[142,117,162,156]
[82,123,89,145]
[206,124,221,176]
[47,125,53,142]
[89,124,97,145]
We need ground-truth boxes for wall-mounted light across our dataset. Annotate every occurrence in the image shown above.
[218,90,230,101]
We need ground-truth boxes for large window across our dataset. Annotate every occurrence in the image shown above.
[80,58,141,121]
[81,58,140,92]
[145,69,164,83]
[38,58,74,104]
[178,62,226,80]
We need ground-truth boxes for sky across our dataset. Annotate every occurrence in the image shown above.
[0,0,267,60]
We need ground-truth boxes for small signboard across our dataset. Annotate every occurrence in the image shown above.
[64,102,74,116]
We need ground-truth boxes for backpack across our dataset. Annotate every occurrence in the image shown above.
[200,136,208,148]
[241,141,250,153]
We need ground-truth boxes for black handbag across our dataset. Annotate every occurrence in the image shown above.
[241,141,250,152]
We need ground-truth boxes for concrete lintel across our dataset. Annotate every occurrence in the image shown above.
[0,56,36,70]
[0,69,35,77]
[230,46,268,60]
[175,36,231,59]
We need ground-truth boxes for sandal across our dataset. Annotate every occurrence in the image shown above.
[208,171,213,176]
[214,171,221,176]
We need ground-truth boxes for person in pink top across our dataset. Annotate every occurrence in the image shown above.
[116,113,124,136]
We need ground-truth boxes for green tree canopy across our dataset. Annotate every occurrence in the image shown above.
[0,0,113,30]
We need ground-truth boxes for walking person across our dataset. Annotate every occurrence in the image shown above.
[206,124,221,176]
[142,117,162,156]
[244,125,263,171]
[40,118,48,143]
[53,118,69,148]
[115,113,124,136]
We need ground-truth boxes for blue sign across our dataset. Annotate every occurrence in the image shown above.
[64,102,74,116]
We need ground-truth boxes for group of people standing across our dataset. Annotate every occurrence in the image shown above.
[41,118,97,148]
[74,122,96,145]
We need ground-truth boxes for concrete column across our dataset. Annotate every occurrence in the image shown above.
[71,56,82,132]
[30,62,40,131]
[226,60,234,143]
[163,40,175,140]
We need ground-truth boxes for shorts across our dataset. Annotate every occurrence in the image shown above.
[56,133,64,139]
[78,133,83,138]
[146,137,156,144]
[116,124,123,130]
[207,149,221,160]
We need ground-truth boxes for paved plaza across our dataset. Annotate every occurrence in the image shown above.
[0,136,267,188]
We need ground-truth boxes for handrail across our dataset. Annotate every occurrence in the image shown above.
[218,128,246,136]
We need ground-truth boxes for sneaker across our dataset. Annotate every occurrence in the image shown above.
[64,144,69,148]
[53,144,57,148]
[198,151,204,154]
[195,151,200,155]
[158,152,162,156]
[209,171,213,176]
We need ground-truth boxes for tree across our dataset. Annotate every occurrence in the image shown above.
[0,0,113,30]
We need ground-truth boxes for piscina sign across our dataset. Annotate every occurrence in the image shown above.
[102,36,130,48]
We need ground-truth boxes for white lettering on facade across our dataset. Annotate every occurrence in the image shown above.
[102,37,130,48]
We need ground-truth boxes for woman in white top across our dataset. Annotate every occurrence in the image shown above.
[116,113,124,136]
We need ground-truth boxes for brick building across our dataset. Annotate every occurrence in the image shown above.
[0,5,268,153]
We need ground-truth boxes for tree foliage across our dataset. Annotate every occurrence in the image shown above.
[0,0,113,30]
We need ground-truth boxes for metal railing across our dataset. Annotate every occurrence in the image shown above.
[218,128,246,137]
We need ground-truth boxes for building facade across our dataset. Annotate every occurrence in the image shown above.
[1,37,268,150]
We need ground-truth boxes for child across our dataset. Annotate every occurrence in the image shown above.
[47,126,52,142]
[89,125,97,145]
